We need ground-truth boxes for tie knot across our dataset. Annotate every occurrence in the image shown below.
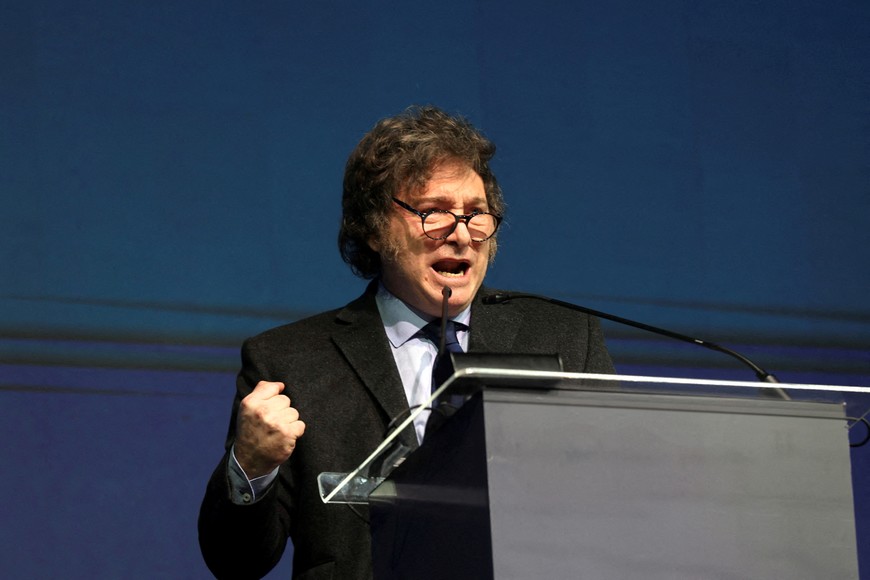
[419,319,466,353]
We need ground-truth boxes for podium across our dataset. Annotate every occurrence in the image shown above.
[319,370,866,579]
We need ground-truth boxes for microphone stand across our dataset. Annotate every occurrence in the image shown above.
[483,292,790,401]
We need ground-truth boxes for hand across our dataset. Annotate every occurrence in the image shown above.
[234,381,306,478]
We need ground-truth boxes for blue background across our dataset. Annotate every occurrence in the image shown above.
[1,0,868,577]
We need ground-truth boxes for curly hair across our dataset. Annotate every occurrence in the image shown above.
[338,106,505,279]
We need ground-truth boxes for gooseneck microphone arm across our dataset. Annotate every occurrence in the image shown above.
[482,292,790,400]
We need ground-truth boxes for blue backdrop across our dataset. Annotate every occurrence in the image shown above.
[1,0,868,577]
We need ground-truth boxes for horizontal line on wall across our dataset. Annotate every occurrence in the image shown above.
[559,291,870,324]
[0,382,224,399]
[2,294,314,321]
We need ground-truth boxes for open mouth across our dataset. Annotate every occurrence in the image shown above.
[432,260,469,278]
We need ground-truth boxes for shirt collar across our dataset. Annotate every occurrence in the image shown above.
[375,282,472,348]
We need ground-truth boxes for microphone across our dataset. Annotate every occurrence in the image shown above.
[425,287,457,435]
[438,286,452,357]
[482,292,790,400]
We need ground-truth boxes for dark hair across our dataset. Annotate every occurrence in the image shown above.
[339,105,505,279]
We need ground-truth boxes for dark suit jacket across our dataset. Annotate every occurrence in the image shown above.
[198,283,614,580]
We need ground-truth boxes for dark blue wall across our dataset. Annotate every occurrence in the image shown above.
[1,0,868,577]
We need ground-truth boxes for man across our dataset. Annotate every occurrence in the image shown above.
[198,106,614,579]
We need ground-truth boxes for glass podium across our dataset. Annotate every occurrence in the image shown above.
[317,365,868,579]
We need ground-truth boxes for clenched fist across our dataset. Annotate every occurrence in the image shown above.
[234,381,306,478]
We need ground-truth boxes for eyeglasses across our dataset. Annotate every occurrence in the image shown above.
[392,197,501,242]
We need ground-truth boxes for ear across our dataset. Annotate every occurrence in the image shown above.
[366,235,381,253]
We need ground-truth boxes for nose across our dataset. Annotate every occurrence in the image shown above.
[445,219,472,246]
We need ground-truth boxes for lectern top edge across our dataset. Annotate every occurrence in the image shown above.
[447,368,870,394]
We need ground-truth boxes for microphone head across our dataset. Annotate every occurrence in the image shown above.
[442,286,453,299]
[483,293,510,304]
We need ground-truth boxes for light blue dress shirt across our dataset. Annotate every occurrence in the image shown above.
[374,283,470,443]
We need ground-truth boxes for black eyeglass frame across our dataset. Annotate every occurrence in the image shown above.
[391,197,502,242]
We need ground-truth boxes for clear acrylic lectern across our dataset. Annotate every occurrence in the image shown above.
[318,368,867,579]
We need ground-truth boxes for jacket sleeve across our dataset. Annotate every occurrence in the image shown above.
[197,338,295,579]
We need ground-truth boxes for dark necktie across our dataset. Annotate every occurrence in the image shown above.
[419,319,465,391]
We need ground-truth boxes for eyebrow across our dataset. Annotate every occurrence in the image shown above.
[413,194,489,207]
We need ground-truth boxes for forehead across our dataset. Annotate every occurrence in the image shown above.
[405,163,487,204]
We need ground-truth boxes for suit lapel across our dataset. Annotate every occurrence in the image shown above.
[328,285,521,449]
[331,284,417,448]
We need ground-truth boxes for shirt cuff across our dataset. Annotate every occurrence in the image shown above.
[227,446,280,505]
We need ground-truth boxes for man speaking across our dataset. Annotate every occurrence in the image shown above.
[198,106,614,579]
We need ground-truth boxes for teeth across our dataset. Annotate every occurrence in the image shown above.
[437,270,464,277]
